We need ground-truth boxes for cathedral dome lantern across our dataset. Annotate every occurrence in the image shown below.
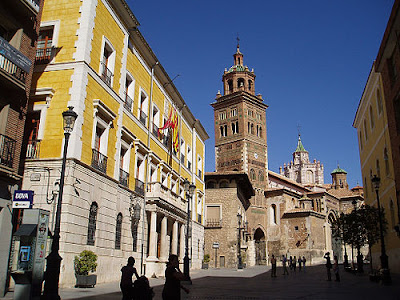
[331,165,348,190]
[293,134,310,165]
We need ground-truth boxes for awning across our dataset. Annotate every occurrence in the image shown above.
[14,224,37,237]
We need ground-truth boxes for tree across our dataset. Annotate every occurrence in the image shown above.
[359,205,387,271]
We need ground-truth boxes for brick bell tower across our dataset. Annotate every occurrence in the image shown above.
[211,42,269,193]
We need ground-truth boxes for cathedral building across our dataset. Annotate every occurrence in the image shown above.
[205,44,364,268]
[280,135,324,187]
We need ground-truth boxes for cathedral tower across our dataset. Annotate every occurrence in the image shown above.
[280,135,324,185]
[211,43,269,191]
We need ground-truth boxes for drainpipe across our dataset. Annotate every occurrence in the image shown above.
[141,61,158,275]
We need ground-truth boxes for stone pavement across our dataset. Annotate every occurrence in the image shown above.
[2,264,399,299]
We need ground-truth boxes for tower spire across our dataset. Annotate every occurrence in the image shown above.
[233,34,243,66]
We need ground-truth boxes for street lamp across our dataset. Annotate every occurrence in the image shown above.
[237,213,243,270]
[340,212,349,268]
[43,107,77,299]
[183,178,195,282]
[371,175,391,285]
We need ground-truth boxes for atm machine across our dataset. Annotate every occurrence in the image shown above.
[10,209,49,300]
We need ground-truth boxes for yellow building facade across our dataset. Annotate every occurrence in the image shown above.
[22,0,208,286]
[353,64,400,272]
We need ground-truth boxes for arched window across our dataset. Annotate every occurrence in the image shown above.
[87,202,98,246]
[228,80,233,93]
[115,213,122,249]
[384,148,390,175]
[364,119,368,140]
[376,159,381,178]
[250,169,256,180]
[369,106,375,129]
[270,204,277,224]
[206,181,216,189]
[377,89,383,115]
[237,78,245,89]
[369,169,373,193]
[219,180,229,188]
[390,200,395,227]
[248,80,253,91]
[258,171,264,181]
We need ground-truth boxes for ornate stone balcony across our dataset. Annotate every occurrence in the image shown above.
[146,182,186,211]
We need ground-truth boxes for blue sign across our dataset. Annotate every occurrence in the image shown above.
[0,36,32,73]
[13,190,34,209]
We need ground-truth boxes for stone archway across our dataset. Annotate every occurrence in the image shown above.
[328,212,342,259]
[254,228,266,265]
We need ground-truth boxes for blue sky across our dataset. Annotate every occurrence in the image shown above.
[128,0,394,188]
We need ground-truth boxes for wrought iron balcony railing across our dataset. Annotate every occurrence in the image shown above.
[139,110,147,126]
[119,168,129,187]
[100,61,113,87]
[152,123,159,136]
[124,94,133,111]
[135,178,145,196]
[0,134,16,168]
[91,148,107,173]
[35,47,54,64]
[26,140,40,159]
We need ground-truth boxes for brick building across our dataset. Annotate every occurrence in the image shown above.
[206,44,364,268]
[204,172,253,268]
[0,0,44,296]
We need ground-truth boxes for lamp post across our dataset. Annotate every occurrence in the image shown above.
[237,213,243,270]
[43,107,77,299]
[340,212,349,268]
[183,178,195,282]
[371,175,391,285]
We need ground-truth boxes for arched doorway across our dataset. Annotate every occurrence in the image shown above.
[328,212,342,259]
[254,228,266,265]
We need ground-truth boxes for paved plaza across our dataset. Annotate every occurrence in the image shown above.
[1,264,399,299]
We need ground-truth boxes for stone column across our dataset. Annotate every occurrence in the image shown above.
[326,222,332,252]
[148,211,158,259]
[179,224,185,262]
[171,221,178,255]
[159,216,168,262]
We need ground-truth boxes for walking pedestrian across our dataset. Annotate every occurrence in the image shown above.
[270,254,277,277]
[324,252,332,281]
[298,256,302,272]
[302,256,306,271]
[333,255,340,282]
[282,255,289,275]
[293,256,297,272]
[120,257,139,300]
[162,254,189,300]
[289,256,293,270]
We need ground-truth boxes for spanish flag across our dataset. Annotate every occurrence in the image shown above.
[158,106,179,153]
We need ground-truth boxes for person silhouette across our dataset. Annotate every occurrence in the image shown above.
[324,252,332,281]
[333,255,340,282]
[282,255,289,275]
[162,254,189,300]
[270,254,277,277]
[120,257,139,300]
